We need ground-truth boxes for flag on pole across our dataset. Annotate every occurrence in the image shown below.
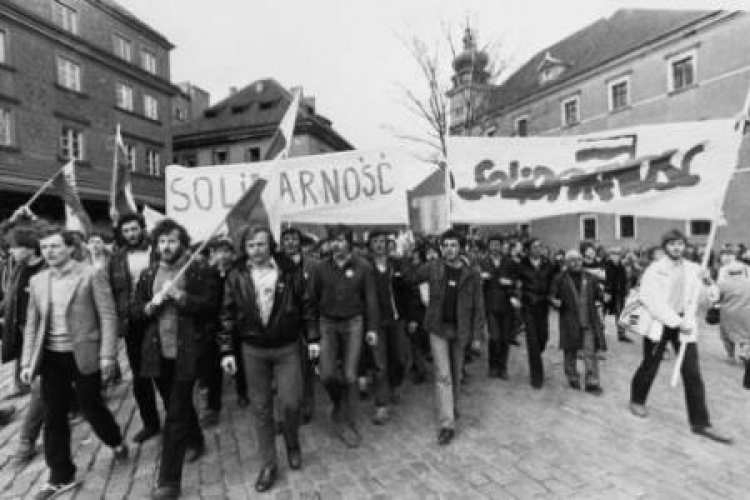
[110,124,138,223]
[53,160,92,235]
[142,204,166,232]
[264,88,301,161]
[225,176,270,241]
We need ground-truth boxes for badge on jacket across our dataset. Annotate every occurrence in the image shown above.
[345,269,354,278]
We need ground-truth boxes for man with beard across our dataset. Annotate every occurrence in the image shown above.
[21,226,128,499]
[478,234,521,380]
[220,226,318,493]
[2,225,46,460]
[550,250,605,395]
[516,238,556,389]
[629,229,731,444]
[407,229,485,445]
[109,213,161,444]
[281,227,318,423]
[132,219,219,499]
[310,224,379,448]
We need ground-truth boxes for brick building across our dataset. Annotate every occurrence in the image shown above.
[0,0,178,224]
[444,10,750,249]
[172,79,353,167]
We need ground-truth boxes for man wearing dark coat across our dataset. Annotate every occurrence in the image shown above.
[550,250,605,395]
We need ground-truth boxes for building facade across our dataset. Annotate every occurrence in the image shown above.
[448,9,750,250]
[0,0,178,224]
[172,79,353,168]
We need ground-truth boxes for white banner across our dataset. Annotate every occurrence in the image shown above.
[448,120,742,224]
[166,149,433,241]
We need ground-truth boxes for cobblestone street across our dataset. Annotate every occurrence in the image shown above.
[1,317,748,499]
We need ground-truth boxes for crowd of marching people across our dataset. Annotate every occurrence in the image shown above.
[0,206,745,498]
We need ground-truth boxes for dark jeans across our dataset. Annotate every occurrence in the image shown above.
[630,327,710,428]
[487,310,515,373]
[198,337,223,414]
[232,335,248,399]
[369,320,406,407]
[41,351,122,484]
[20,379,45,444]
[154,358,203,488]
[242,342,302,467]
[319,316,363,426]
[124,328,160,431]
[523,304,549,386]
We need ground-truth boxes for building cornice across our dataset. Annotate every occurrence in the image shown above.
[0,2,181,97]
[482,10,738,123]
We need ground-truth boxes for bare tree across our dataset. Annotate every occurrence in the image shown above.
[391,26,512,167]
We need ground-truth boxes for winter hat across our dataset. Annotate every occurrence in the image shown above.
[661,229,688,249]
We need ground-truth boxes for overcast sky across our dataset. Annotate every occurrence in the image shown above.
[120,0,748,152]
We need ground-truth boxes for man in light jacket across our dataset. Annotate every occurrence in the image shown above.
[628,229,731,444]
[20,226,128,499]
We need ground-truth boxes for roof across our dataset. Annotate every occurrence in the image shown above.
[94,0,174,49]
[173,78,353,150]
[488,9,721,113]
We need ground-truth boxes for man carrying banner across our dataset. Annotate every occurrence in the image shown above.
[406,229,485,445]
[220,225,318,493]
[109,213,161,443]
[310,224,379,449]
[629,229,731,444]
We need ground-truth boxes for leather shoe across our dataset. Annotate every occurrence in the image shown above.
[151,485,180,500]
[569,380,581,390]
[255,465,277,493]
[437,428,455,446]
[618,335,634,343]
[132,427,160,444]
[287,448,302,470]
[629,402,648,418]
[584,385,604,396]
[186,442,206,463]
[692,426,733,444]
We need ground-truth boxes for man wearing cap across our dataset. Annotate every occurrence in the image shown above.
[629,229,731,444]
[310,224,379,448]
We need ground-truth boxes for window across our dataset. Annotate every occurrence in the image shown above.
[144,94,159,120]
[668,50,696,92]
[580,215,597,241]
[125,143,136,172]
[174,107,187,122]
[53,1,78,34]
[0,30,7,64]
[141,49,157,74]
[515,116,528,137]
[57,57,81,92]
[113,35,132,61]
[608,77,630,111]
[688,219,711,237]
[616,215,636,239]
[562,96,580,127]
[116,83,133,111]
[60,126,83,160]
[213,149,228,165]
[244,147,261,162]
[0,108,13,146]
[146,149,161,176]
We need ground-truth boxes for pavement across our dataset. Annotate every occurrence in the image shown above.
[0,315,748,499]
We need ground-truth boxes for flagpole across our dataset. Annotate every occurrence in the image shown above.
[110,125,121,222]
[670,83,750,387]
[21,164,66,210]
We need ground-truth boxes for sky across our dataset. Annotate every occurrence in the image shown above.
[120,0,749,153]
